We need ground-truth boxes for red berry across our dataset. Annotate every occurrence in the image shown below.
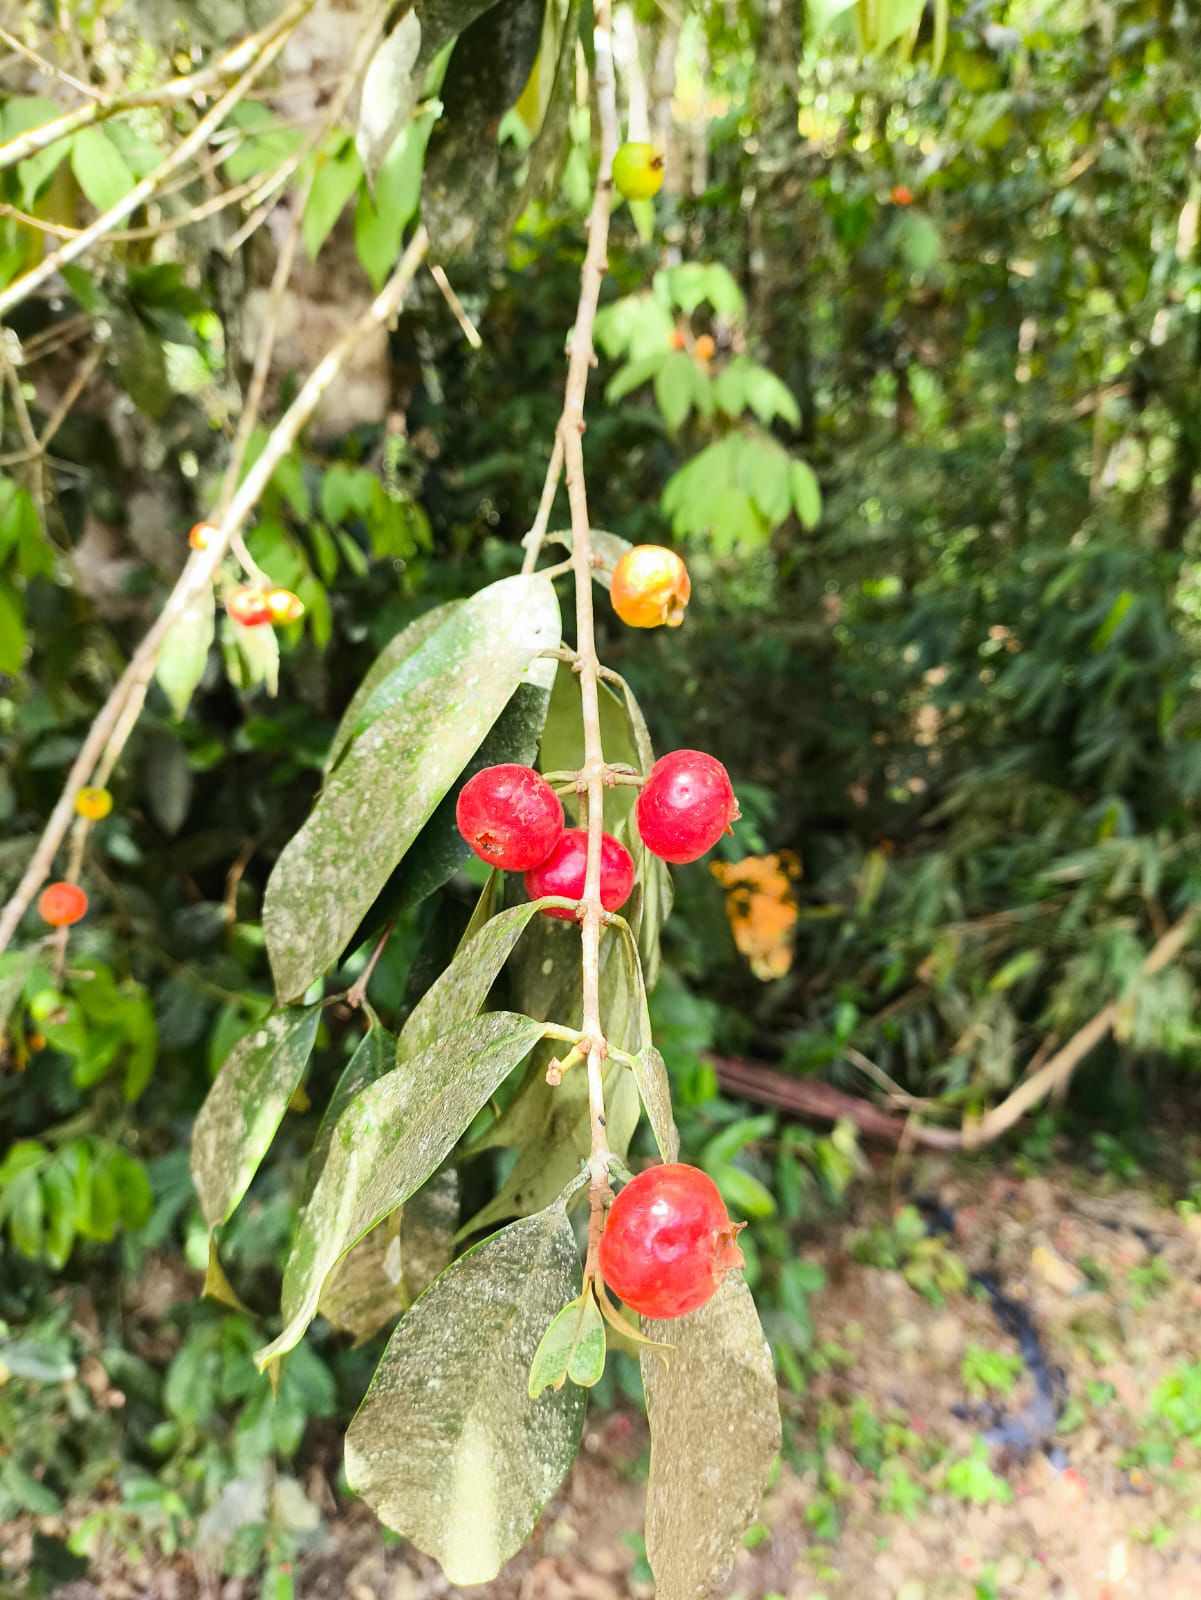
[891,183,914,206]
[599,1163,745,1319]
[456,764,564,870]
[38,881,88,928]
[523,828,635,918]
[635,749,740,864]
[227,588,273,626]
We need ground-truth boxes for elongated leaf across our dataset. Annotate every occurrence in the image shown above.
[631,1044,679,1163]
[304,1023,394,1202]
[399,899,550,1061]
[191,1007,320,1230]
[345,1204,585,1585]
[71,126,135,212]
[642,1276,781,1600]
[259,1012,546,1367]
[156,588,214,720]
[265,574,560,1000]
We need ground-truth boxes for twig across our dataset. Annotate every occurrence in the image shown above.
[0,26,100,98]
[0,345,103,470]
[0,0,313,175]
[545,0,622,1274]
[521,432,564,574]
[0,1,314,322]
[0,171,265,244]
[0,226,430,955]
[429,264,482,349]
[347,918,396,1008]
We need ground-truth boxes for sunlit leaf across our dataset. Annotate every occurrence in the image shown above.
[345,1203,584,1585]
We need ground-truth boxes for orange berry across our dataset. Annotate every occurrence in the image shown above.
[27,1031,46,1052]
[75,785,113,821]
[189,521,217,551]
[669,329,687,351]
[227,588,273,626]
[610,544,691,629]
[265,588,305,624]
[38,881,88,928]
[694,334,716,362]
[890,184,914,206]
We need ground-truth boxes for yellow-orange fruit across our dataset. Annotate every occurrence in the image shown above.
[610,545,691,629]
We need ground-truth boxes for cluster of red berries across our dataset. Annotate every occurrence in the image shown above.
[455,749,739,917]
[188,523,304,628]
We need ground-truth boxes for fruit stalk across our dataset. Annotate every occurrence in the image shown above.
[554,0,621,1237]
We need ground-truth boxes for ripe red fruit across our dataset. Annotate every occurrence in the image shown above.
[523,828,635,918]
[38,881,88,928]
[599,1163,745,1318]
[891,184,914,206]
[456,764,564,870]
[227,588,273,626]
[636,749,740,864]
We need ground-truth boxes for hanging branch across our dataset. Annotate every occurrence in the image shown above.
[542,0,623,1272]
[0,226,431,956]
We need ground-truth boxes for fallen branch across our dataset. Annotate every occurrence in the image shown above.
[0,225,430,955]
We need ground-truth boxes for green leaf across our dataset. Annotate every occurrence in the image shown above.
[0,950,35,1036]
[70,126,136,212]
[356,10,425,181]
[654,350,706,433]
[190,1006,320,1231]
[0,581,26,675]
[259,1012,547,1367]
[305,1023,395,1202]
[606,351,666,404]
[642,1276,781,1600]
[545,526,632,589]
[345,1203,585,1585]
[155,588,215,720]
[303,135,364,259]
[714,1164,777,1219]
[399,899,552,1061]
[789,458,822,530]
[1,97,72,203]
[354,113,433,289]
[741,437,792,525]
[631,1045,680,1163]
[528,1288,606,1396]
[738,358,801,428]
[265,574,560,1000]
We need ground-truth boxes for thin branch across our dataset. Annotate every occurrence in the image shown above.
[520,433,564,574]
[0,26,100,98]
[546,0,622,1272]
[0,226,430,954]
[429,264,482,349]
[0,0,313,175]
[0,2,314,322]
[347,918,396,1008]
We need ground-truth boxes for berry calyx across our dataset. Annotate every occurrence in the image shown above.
[74,785,113,821]
[610,545,691,630]
[612,141,664,202]
[227,588,273,626]
[524,828,635,918]
[265,587,305,624]
[890,184,914,206]
[599,1163,745,1319]
[636,749,740,864]
[456,764,565,870]
[188,521,217,550]
[38,881,88,928]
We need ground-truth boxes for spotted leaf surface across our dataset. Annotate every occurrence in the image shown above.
[641,1275,781,1600]
[345,1204,584,1585]
[190,1006,320,1230]
[265,574,560,1000]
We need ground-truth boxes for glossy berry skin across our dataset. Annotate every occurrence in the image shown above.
[188,521,216,550]
[38,881,88,928]
[265,587,305,624]
[610,545,691,629]
[524,828,634,918]
[636,749,739,864]
[456,765,564,870]
[612,141,664,201]
[227,588,273,626]
[74,785,113,821]
[600,1163,745,1319]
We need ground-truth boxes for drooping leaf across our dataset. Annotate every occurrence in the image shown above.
[304,1023,395,1203]
[259,1012,546,1367]
[190,1007,320,1231]
[631,1044,679,1163]
[264,573,561,1000]
[302,133,364,259]
[641,1276,781,1600]
[345,1203,585,1585]
[790,458,822,530]
[354,110,434,288]
[155,588,215,720]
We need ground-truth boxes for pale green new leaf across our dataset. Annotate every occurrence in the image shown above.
[345,1204,584,1585]
[259,1012,545,1367]
[790,458,822,530]
[642,1276,781,1600]
[528,1290,606,1396]
[190,1006,320,1231]
[265,574,560,999]
[70,126,135,212]
[155,588,215,720]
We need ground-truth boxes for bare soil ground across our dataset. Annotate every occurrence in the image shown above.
[15,1154,1201,1600]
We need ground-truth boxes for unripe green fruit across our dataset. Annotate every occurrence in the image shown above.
[612,141,664,201]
